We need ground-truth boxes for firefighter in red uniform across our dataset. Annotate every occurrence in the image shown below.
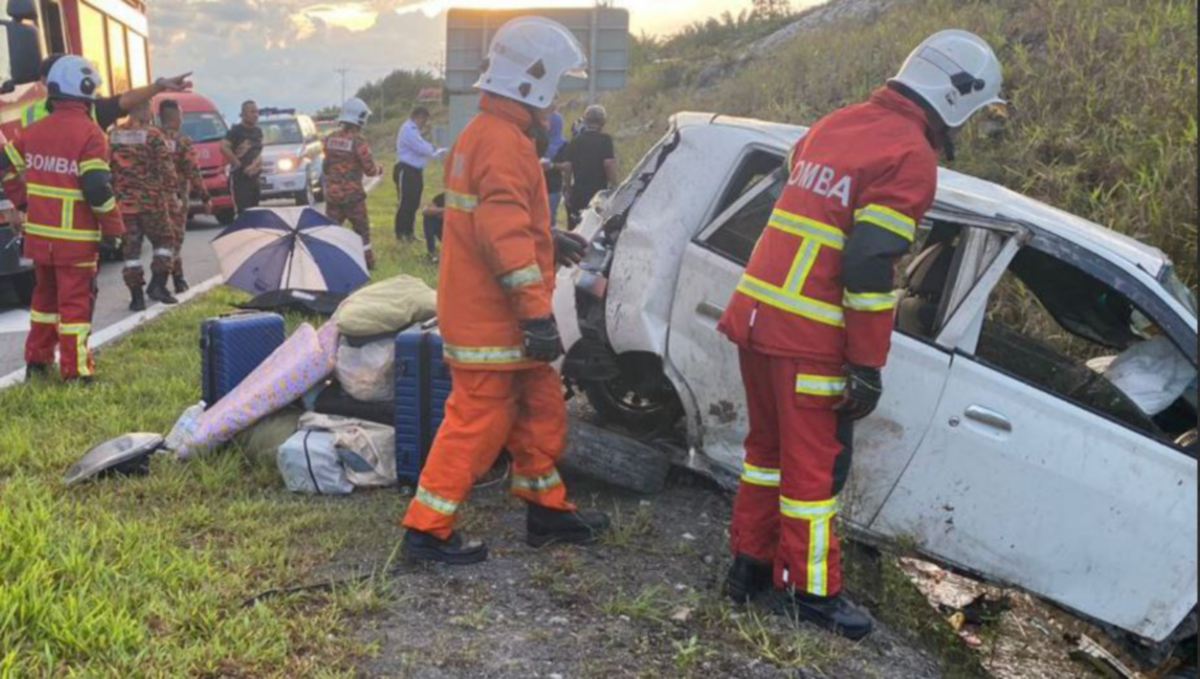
[0,56,125,383]
[718,30,1004,638]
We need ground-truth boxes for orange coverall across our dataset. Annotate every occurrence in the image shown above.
[402,94,573,539]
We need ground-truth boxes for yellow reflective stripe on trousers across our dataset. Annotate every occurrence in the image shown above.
[741,462,780,488]
[29,309,60,325]
[443,343,525,365]
[736,274,845,327]
[768,209,845,250]
[795,373,846,397]
[78,158,111,174]
[415,486,459,515]
[445,190,478,212]
[59,323,93,377]
[843,290,897,312]
[498,264,542,290]
[779,496,838,596]
[23,223,101,242]
[854,203,916,242]
[4,143,26,172]
[512,470,563,492]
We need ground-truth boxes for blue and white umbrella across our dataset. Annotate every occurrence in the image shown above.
[212,207,369,295]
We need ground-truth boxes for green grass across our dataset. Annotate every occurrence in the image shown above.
[604,0,1198,288]
[0,181,440,677]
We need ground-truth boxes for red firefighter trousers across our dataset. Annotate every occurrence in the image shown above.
[730,348,854,597]
[27,261,99,380]
[402,364,575,540]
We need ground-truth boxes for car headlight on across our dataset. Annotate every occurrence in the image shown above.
[276,157,297,172]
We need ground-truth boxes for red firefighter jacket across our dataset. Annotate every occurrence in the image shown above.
[437,94,554,371]
[719,87,938,369]
[1,101,125,265]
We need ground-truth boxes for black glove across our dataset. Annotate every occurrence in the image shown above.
[521,316,563,362]
[836,364,882,421]
[553,229,588,268]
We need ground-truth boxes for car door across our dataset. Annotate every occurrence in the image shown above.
[871,234,1198,641]
[665,171,956,528]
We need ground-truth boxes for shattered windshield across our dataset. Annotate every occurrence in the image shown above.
[1160,265,1197,318]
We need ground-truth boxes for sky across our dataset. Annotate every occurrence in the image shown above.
[149,0,790,117]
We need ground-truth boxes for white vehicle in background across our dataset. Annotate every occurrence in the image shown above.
[257,108,325,206]
[554,112,1198,665]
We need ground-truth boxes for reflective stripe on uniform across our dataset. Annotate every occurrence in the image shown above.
[498,264,542,290]
[415,486,459,515]
[784,240,820,294]
[736,274,845,327]
[442,343,525,365]
[26,184,83,200]
[795,373,846,397]
[78,159,111,174]
[740,462,780,488]
[94,197,117,214]
[445,190,478,212]
[843,290,897,312]
[854,203,916,242]
[29,309,60,325]
[23,223,101,242]
[512,469,564,493]
[779,496,838,596]
[4,143,26,172]
[60,323,93,377]
[153,248,174,258]
[768,209,845,250]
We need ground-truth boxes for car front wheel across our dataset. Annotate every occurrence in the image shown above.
[581,357,682,440]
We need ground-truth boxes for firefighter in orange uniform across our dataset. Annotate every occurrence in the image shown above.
[400,17,607,564]
[0,56,125,383]
[718,31,1004,638]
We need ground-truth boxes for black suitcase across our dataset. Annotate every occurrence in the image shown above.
[394,323,452,485]
[200,312,285,407]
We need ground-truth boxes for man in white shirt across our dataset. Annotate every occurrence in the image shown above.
[394,107,443,241]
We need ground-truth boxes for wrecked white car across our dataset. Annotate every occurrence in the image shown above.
[554,113,1198,659]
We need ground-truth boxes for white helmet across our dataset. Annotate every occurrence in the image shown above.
[475,16,587,108]
[889,29,1004,128]
[46,55,103,101]
[338,97,372,127]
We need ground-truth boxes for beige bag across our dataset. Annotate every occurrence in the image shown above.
[297,412,396,488]
[333,275,436,338]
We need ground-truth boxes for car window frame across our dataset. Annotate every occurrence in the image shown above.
[692,144,786,242]
[694,160,786,263]
[934,220,1197,456]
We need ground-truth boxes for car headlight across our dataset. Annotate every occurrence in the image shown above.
[276,157,297,172]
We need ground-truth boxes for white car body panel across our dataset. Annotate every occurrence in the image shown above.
[552,112,1198,643]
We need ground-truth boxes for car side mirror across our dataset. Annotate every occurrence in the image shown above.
[3,19,43,85]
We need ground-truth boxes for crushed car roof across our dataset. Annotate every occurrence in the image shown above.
[671,112,1170,277]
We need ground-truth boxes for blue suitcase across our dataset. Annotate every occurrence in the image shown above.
[394,323,452,485]
[200,312,286,407]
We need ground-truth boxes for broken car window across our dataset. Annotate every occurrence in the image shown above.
[702,171,784,265]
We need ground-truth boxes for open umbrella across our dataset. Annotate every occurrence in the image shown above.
[213,206,369,295]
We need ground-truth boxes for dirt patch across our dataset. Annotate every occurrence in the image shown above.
[338,471,942,678]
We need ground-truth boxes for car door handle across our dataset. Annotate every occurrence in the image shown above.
[696,301,725,321]
[964,405,1012,432]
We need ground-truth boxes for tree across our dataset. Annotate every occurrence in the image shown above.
[752,0,791,19]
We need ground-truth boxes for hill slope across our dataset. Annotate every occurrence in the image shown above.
[604,0,1198,285]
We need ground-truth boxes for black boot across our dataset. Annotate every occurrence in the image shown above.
[146,274,178,304]
[401,530,488,565]
[129,286,146,311]
[172,274,189,294]
[25,363,51,380]
[725,554,773,604]
[771,590,874,640]
[526,503,611,547]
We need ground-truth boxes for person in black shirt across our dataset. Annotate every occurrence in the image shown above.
[221,101,264,214]
[563,104,617,229]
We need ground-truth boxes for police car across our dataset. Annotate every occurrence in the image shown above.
[257,108,325,205]
[554,112,1198,665]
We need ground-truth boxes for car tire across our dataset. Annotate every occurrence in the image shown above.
[581,367,683,440]
[216,209,236,226]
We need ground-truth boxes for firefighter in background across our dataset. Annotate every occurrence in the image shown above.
[717,30,1004,639]
[400,17,605,564]
[322,97,383,270]
[158,98,211,293]
[111,99,179,311]
[0,56,125,383]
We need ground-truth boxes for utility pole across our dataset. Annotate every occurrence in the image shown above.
[334,67,349,104]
